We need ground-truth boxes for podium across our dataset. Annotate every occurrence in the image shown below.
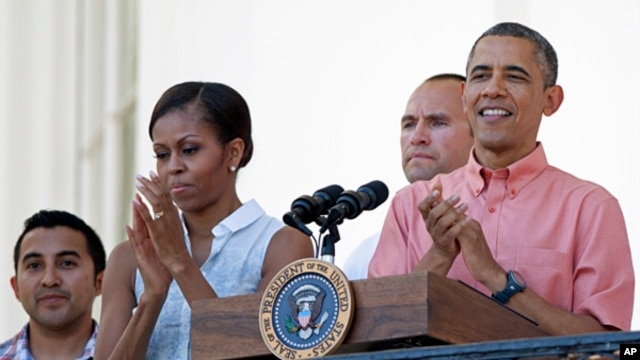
[191,272,549,359]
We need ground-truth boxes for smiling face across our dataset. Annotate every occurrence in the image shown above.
[151,108,242,214]
[401,78,474,183]
[10,226,102,332]
[463,35,563,168]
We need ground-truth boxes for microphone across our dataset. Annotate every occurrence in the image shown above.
[319,180,389,233]
[283,184,344,235]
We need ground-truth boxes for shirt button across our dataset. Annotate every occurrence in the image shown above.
[489,207,496,213]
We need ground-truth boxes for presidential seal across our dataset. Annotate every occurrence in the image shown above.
[259,258,354,359]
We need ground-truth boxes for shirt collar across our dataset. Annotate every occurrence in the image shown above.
[467,142,549,198]
[180,199,264,247]
[82,320,98,358]
[180,199,265,256]
[212,199,263,237]
[19,320,98,360]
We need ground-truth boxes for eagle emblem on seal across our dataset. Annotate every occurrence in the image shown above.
[286,284,329,339]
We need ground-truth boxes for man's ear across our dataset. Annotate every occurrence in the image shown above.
[10,276,20,300]
[461,81,469,115]
[95,271,104,296]
[543,85,564,117]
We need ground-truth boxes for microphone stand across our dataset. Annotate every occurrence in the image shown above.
[320,223,341,264]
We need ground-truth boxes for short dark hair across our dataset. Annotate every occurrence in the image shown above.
[466,22,558,89]
[14,210,106,278]
[426,73,466,83]
[148,82,254,168]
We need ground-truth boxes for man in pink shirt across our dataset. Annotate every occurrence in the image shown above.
[369,22,634,335]
[342,73,474,280]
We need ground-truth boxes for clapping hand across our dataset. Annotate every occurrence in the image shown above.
[128,193,173,300]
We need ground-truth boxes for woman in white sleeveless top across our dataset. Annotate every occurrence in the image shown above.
[94,82,313,359]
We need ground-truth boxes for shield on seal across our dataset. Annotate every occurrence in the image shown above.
[289,284,325,331]
[298,306,311,328]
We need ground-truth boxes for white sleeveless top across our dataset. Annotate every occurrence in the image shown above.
[134,199,284,359]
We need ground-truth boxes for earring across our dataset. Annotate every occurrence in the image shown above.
[229,165,237,172]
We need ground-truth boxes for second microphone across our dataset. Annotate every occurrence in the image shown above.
[320,180,389,233]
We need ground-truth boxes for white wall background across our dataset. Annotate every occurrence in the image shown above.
[1,0,639,340]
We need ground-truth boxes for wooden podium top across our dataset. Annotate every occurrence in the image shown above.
[191,272,548,359]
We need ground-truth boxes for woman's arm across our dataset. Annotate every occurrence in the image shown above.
[94,199,174,360]
[258,226,314,292]
[93,242,138,359]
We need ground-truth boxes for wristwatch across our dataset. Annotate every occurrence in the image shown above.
[492,270,526,304]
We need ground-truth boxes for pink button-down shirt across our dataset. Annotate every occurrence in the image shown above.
[369,144,634,330]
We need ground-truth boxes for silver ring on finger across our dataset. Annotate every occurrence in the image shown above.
[153,211,164,220]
